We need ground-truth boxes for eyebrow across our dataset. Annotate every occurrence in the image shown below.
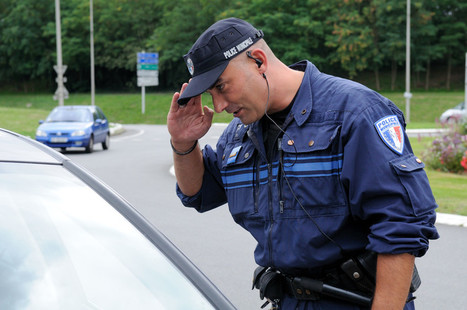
[208,78,223,90]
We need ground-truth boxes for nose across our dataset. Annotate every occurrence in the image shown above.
[212,96,229,113]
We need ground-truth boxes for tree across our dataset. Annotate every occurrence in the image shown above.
[411,1,440,90]
[376,0,406,90]
[0,0,55,91]
[433,0,467,89]
[151,0,231,90]
[42,0,92,92]
[324,0,382,83]
[222,0,335,71]
[1,0,466,92]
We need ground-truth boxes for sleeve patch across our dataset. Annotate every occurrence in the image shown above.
[374,115,404,155]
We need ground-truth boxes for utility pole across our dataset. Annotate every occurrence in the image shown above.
[90,0,95,106]
[404,0,412,123]
[54,0,68,105]
[465,52,467,109]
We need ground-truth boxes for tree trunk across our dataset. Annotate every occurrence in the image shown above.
[425,59,431,91]
[446,54,452,90]
[415,60,421,87]
[374,67,380,91]
[391,59,397,91]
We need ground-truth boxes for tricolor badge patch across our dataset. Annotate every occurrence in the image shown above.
[227,146,242,165]
[374,115,404,155]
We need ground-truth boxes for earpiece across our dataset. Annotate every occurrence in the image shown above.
[246,51,263,68]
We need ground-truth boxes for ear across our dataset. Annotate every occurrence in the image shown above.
[247,49,267,75]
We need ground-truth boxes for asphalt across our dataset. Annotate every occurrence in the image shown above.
[110,123,466,228]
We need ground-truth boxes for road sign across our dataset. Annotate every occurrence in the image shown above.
[137,64,158,70]
[137,76,159,87]
[53,64,68,103]
[137,52,158,64]
[137,70,158,77]
[53,86,69,100]
[53,65,67,75]
[138,58,159,64]
[137,52,158,58]
[137,52,160,114]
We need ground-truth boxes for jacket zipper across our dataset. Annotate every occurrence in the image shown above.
[278,137,284,213]
[267,162,274,266]
[248,128,276,267]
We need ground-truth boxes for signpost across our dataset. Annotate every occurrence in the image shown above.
[53,65,69,101]
[137,52,159,114]
[54,0,68,105]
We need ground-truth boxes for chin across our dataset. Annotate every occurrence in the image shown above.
[238,118,255,126]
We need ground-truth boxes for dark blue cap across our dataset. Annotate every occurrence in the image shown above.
[178,18,263,105]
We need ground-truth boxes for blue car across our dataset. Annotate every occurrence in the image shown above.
[36,105,110,153]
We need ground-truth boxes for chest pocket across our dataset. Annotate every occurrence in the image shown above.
[279,123,347,218]
[220,140,259,216]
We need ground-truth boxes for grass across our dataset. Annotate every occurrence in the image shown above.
[0,90,465,215]
[0,92,234,137]
[409,137,467,216]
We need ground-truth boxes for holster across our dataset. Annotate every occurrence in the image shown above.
[339,251,377,295]
[252,266,284,301]
[339,251,421,295]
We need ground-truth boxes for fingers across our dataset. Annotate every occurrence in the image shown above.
[170,82,190,112]
[170,91,181,112]
[203,106,214,120]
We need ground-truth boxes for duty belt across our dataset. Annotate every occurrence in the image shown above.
[284,274,372,306]
[252,251,421,308]
[252,266,372,307]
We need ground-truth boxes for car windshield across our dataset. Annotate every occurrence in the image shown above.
[46,108,92,122]
[0,162,214,310]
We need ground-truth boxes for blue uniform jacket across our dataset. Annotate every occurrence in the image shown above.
[177,61,439,275]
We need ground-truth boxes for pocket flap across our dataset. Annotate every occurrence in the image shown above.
[281,124,341,153]
[390,154,435,216]
[391,155,425,173]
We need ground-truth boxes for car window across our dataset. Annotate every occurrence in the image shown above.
[96,107,106,120]
[46,108,92,123]
[0,162,215,310]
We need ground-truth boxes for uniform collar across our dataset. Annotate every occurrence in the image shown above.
[288,60,318,127]
[247,60,319,137]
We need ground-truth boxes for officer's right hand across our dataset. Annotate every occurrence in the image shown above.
[167,82,214,150]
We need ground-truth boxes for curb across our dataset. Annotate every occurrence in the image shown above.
[109,123,125,136]
[406,128,447,137]
[436,213,467,227]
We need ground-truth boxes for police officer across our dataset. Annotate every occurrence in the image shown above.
[167,18,439,309]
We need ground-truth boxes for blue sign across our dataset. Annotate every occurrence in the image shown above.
[137,52,159,64]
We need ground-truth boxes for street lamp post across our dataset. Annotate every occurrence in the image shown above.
[465,52,467,109]
[404,0,412,123]
[90,0,95,106]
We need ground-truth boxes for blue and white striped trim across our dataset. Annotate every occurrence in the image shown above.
[221,153,343,190]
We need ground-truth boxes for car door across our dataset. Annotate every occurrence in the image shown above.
[91,109,104,142]
[96,107,109,138]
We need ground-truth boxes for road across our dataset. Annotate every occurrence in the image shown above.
[67,124,466,310]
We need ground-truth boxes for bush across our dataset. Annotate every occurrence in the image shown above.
[422,123,467,173]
